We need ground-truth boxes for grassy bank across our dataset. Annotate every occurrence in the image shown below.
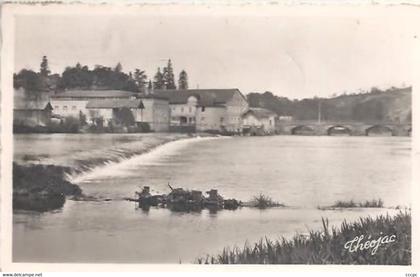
[196,212,411,264]
[13,163,82,212]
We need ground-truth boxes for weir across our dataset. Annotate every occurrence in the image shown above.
[68,136,225,183]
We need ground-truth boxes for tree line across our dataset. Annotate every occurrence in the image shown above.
[14,56,189,94]
[247,87,412,123]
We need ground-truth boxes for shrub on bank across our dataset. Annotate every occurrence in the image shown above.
[251,193,285,209]
[196,212,411,264]
[13,163,82,212]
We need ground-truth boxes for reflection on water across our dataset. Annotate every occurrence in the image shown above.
[13,135,411,263]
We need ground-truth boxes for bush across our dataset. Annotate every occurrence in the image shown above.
[13,163,82,212]
[46,116,80,133]
[251,194,284,209]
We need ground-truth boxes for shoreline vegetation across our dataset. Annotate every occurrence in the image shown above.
[13,163,82,212]
[318,199,385,210]
[196,211,411,265]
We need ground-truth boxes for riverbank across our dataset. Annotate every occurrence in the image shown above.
[13,163,82,212]
[196,211,411,264]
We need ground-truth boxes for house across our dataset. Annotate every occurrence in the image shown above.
[85,95,170,131]
[154,89,249,133]
[14,88,53,127]
[50,90,170,131]
[50,90,138,119]
[85,98,144,126]
[14,99,53,127]
[136,94,170,132]
[242,107,277,135]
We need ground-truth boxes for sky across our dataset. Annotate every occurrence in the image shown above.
[14,12,418,99]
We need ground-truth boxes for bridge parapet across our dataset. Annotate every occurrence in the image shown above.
[275,120,411,136]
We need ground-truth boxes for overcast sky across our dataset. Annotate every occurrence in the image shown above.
[14,13,417,99]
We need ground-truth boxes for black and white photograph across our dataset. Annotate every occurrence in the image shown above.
[1,3,419,271]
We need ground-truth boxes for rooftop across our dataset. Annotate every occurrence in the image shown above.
[51,90,138,99]
[86,99,144,109]
[243,107,277,119]
[14,97,52,111]
[153,89,244,106]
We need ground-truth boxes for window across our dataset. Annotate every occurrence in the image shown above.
[63,106,68,111]
[269,119,272,125]
[172,107,175,111]
[189,107,192,113]
[72,106,77,110]
[181,107,184,112]
[220,117,224,123]
[201,106,205,112]
[201,116,205,121]
[54,106,59,110]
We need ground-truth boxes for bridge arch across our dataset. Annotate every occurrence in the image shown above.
[326,125,352,136]
[291,125,316,135]
[365,125,394,136]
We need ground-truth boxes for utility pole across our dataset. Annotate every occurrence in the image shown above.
[318,99,322,124]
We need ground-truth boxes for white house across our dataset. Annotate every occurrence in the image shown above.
[51,90,170,131]
[50,90,137,118]
[242,107,277,135]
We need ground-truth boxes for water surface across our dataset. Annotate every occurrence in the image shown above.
[13,135,411,263]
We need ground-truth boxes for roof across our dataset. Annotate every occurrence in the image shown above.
[242,107,277,119]
[86,99,144,109]
[153,89,245,106]
[51,90,137,99]
[14,98,52,111]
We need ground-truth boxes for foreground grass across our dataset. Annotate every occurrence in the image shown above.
[196,211,411,264]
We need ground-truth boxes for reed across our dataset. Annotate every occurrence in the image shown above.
[325,199,384,209]
[196,211,411,264]
[251,193,285,209]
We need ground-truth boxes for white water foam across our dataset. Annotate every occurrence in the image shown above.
[69,136,228,183]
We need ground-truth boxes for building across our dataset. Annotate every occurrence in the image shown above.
[85,98,145,126]
[154,89,249,133]
[50,90,137,118]
[14,88,53,127]
[51,90,170,131]
[242,107,277,135]
[14,100,53,127]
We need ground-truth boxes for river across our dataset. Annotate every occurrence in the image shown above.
[13,134,411,263]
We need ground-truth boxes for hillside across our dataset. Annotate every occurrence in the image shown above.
[247,87,412,123]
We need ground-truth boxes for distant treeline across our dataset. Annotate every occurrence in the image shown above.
[247,87,412,123]
[14,56,189,95]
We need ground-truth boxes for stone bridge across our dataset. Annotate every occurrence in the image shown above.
[276,120,412,136]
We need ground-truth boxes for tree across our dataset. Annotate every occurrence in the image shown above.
[114,107,135,127]
[40,56,50,76]
[148,80,153,90]
[134,69,148,92]
[114,62,123,73]
[13,69,44,93]
[59,63,93,89]
[178,70,188,89]
[79,111,87,126]
[163,59,176,89]
[153,67,165,89]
